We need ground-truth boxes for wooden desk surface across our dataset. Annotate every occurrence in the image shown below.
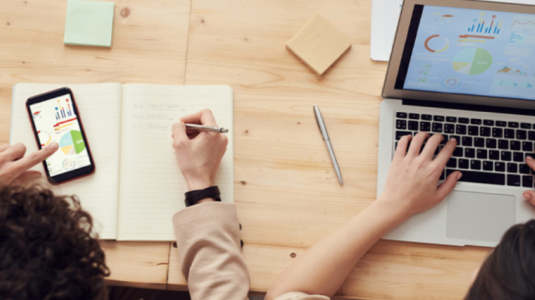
[0,0,489,298]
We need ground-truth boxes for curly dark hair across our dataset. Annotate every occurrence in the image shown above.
[0,184,109,300]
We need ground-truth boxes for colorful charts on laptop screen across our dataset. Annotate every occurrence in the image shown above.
[59,130,86,155]
[452,48,493,76]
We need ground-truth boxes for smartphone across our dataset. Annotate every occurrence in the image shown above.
[26,87,95,184]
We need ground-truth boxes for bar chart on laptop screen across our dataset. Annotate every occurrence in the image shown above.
[402,6,535,101]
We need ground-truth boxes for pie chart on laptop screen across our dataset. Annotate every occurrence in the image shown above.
[452,47,493,76]
[59,130,86,155]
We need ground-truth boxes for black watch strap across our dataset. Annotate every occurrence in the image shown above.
[185,186,221,207]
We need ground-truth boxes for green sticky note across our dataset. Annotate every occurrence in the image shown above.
[64,0,115,47]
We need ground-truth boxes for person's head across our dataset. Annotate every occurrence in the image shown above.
[0,184,109,300]
[465,219,535,300]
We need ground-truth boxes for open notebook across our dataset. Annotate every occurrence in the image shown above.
[10,83,234,241]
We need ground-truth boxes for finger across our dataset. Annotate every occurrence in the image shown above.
[11,170,42,186]
[172,122,190,148]
[421,134,444,160]
[1,143,27,162]
[13,142,58,172]
[406,132,429,157]
[393,135,412,162]
[526,155,535,170]
[180,109,218,126]
[523,190,535,207]
[433,137,458,167]
[436,171,462,200]
[0,144,10,153]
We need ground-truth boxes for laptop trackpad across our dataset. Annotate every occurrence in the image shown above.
[447,191,515,243]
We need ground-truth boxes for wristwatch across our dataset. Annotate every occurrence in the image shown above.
[185,186,221,207]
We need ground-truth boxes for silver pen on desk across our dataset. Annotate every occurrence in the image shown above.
[185,123,229,133]
[313,105,343,185]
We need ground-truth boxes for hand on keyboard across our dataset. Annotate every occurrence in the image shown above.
[522,156,535,207]
[378,132,462,219]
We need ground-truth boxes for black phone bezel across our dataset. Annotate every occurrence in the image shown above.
[26,87,95,184]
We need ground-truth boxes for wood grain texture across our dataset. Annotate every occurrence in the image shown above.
[170,0,491,298]
[0,0,191,288]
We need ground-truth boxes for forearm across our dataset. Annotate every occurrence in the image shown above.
[266,200,408,300]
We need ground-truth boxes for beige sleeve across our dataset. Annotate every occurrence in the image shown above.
[173,202,250,300]
[274,292,330,300]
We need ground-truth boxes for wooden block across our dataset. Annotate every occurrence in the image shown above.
[286,15,352,76]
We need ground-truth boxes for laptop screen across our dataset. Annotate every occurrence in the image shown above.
[397,5,535,101]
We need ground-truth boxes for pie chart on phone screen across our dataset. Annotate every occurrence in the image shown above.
[59,130,86,155]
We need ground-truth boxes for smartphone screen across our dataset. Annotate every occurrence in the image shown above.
[27,88,95,183]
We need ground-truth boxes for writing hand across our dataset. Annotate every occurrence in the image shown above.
[0,142,58,186]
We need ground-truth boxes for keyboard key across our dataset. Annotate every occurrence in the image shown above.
[508,163,518,173]
[522,123,531,129]
[447,158,457,168]
[446,117,457,123]
[440,170,445,180]
[486,139,497,148]
[459,159,469,169]
[501,151,512,161]
[446,169,505,185]
[474,138,485,147]
[509,122,519,128]
[498,140,509,150]
[471,119,482,125]
[444,124,455,133]
[459,118,470,124]
[420,122,431,131]
[495,162,505,172]
[489,150,500,160]
[396,112,407,118]
[453,147,463,157]
[520,164,530,174]
[465,148,475,158]
[432,123,443,133]
[471,160,481,170]
[409,113,419,120]
[408,121,419,131]
[517,130,527,140]
[480,127,491,137]
[440,134,449,144]
[396,131,412,140]
[484,120,495,126]
[434,116,445,122]
[492,128,503,138]
[514,152,524,162]
[477,149,487,159]
[507,175,521,186]
[496,121,507,127]
[462,136,473,147]
[523,142,533,152]
[396,120,407,129]
[422,114,432,120]
[511,141,521,150]
[468,126,479,136]
[483,161,493,171]
[504,129,515,139]
[451,135,461,143]
[529,131,535,141]
[456,125,467,135]
[523,176,533,188]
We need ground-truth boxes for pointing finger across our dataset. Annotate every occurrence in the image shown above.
[13,142,58,172]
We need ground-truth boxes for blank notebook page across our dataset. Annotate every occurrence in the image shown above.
[10,83,122,239]
[117,84,234,241]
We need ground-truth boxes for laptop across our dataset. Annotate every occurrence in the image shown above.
[377,0,535,247]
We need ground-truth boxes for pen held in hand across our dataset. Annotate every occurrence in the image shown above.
[185,123,229,133]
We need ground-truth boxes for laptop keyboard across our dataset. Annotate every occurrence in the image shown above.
[394,112,535,188]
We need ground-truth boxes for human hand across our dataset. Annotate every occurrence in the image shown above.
[377,133,462,220]
[0,142,58,186]
[522,156,535,206]
[172,109,228,192]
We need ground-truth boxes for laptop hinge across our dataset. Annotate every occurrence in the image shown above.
[402,99,535,117]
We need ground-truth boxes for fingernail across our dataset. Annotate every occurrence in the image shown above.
[525,193,532,201]
[451,138,457,143]
[528,156,533,161]
[50,142,59,150]
[456,172,462,180]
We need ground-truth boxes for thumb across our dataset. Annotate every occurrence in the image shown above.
[523,190,535,207]
[436,171,462,201]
